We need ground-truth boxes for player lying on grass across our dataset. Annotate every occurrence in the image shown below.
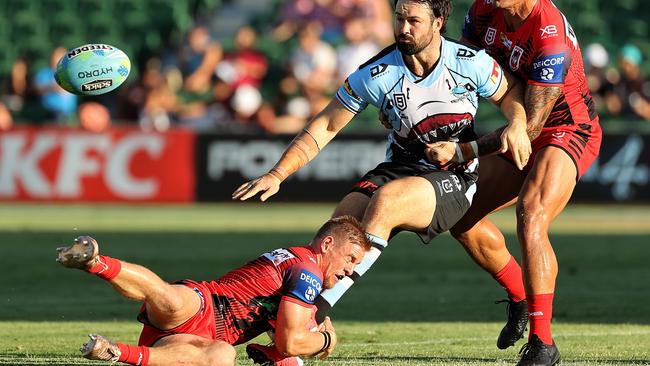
[56,216,370,366]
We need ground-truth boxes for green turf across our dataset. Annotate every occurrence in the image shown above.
[0,204,649,365]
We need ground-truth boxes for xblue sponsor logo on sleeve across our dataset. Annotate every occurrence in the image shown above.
[290,269,323,303]
[531,53,566,84]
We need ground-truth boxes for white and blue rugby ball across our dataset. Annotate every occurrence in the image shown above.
[55,44,131,95]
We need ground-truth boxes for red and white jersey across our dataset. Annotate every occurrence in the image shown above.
[463,0,598,127]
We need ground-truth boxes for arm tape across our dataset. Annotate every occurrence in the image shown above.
[320,331,332,352]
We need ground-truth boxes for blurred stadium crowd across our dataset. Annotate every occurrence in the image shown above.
[1,0,649,133]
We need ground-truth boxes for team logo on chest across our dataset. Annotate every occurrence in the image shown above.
[510,45,524,71]
[393,93,407,111]
[485,27,497,45]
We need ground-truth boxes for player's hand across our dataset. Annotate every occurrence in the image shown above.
[378,111,392,129]
[232,174,281,201]
[424,141,458,166]
[318,316,337,360]
[500,123,531,170]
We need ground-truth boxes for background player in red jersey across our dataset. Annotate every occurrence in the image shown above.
[428,0,602,365]
[56,216,370,366]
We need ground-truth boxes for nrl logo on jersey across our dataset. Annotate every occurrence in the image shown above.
[485,27,497,45]
[510,45,524,71]
[370,63,388,79]
[393,93,407,111]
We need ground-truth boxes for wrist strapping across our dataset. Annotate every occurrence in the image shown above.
[320,331,332,352]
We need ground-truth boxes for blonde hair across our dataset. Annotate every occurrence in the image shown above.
[314,215,372,251]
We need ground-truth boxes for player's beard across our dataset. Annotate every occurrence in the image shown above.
[396,32,433,55]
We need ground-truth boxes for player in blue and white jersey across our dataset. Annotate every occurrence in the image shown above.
[234,0,531,348]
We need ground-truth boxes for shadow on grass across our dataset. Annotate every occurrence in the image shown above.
[1,231,648,324]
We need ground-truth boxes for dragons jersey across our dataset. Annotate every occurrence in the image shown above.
[463,0,598,127]
[203,246,322,345]
[336,37,504,171]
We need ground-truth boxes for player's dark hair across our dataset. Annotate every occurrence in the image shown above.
[394,0,453,34]
[314,215,372,251]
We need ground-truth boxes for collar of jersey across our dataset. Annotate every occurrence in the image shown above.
[397,36,447,87]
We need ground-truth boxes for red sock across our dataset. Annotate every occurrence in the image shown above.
[492,256,526,302]
[528,293,554,344]
[117,343,150,366]
[87,255,122,281]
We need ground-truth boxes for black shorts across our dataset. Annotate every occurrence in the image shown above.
[350,161,478,243]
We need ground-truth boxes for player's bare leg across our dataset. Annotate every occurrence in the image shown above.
[331,192,371,220]
[315,180,434,323]
[450,155,528,349]
[362,176,437,239]
[82,333,236,366]
[57,236,201,329]
[514,147,575,366]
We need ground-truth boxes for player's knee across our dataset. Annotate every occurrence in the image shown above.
[516,201,550,238]
[204,341,236,366]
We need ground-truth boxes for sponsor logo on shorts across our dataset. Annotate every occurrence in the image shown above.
[355,180,379,193]
[81,79,113,92]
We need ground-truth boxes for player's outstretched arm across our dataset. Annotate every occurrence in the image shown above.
[232,99,355,201]
[274,300,338,359]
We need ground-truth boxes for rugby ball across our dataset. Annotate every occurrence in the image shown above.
[55,44,130,95]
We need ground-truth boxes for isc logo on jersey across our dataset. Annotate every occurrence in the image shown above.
[532,53,566,83]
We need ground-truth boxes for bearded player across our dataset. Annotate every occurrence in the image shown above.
[424,0,602,364]
[234,0,532,355]
[56,216,370,366]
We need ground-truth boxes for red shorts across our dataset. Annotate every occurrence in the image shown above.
[504,118,602,179]
[137,280,217,347]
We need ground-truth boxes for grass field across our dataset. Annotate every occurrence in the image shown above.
[1,203,649,365]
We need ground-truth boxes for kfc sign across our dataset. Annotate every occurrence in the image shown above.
[0,127,195,202]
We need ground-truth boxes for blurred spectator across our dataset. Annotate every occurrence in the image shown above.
[79,102,111,132]
[604,44,650,122]
[336,17,381,83]
[290,22,337,94]
[0,102,12,131]
[584,43,615,116]
[139,58,179,131]
[174,26,223,130]
[216,26,269,89]
[273,0,346,43]
[2,57,29,119]
[33,47,78,123]
[333,0,393,45]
